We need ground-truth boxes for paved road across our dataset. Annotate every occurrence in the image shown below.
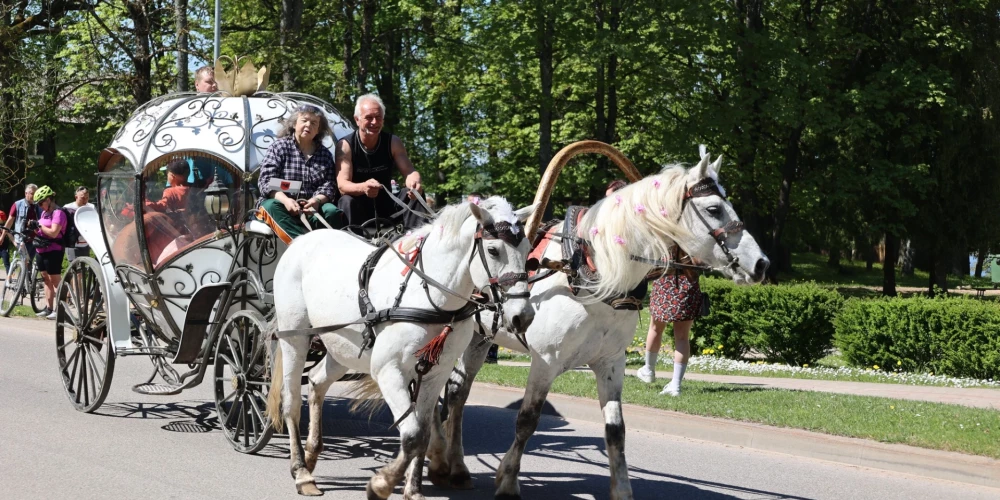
[2,317,997,500]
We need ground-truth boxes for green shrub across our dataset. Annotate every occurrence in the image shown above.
[694,279,843,365]
[834,297,1000,380]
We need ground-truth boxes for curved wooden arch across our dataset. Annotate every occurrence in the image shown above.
[525,140,640,240]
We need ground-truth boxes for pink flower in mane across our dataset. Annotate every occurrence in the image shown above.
[634,204,646,214]
[653,179,661,189]
[589,227,599,237]
[614,195,622,206]
[660,209,669,217]
[614,235,626,245]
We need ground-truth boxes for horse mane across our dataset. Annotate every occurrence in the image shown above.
[397,196,516,252]
[576,164,694,301]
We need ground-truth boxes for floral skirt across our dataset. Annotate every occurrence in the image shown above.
[649,273,702,323]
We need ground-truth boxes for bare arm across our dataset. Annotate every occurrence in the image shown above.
[391,135,421,194]
[3,213,14,244]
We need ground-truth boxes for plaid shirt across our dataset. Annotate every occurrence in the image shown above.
[257,136,336,202]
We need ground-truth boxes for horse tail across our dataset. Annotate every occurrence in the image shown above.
[346,375,386,420]
[266,342,285,433]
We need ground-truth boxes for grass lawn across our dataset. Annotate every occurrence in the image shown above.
[477,364,1000,459]
[782,251,993,289]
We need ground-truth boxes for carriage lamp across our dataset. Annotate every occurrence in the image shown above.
[204,168,230,222]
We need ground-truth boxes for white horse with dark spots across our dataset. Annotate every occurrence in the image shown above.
[266,197,535,499]
[432,155,769,499]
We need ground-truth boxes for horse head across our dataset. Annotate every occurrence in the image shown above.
[673,154,769,284]
[466,197,535,333]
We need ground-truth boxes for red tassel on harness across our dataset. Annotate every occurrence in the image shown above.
[415,324,453,366]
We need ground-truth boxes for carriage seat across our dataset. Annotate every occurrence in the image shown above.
[247,220,274,236]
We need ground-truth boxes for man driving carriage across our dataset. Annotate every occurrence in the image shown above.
[335,94,423,228]
[256,104,345,245]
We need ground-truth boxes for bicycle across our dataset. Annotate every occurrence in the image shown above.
[1,227,46,317]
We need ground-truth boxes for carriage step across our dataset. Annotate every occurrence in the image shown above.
[132,383,184,396]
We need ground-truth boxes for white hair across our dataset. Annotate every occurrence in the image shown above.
[575,165,694,301]
[354,93,386,117]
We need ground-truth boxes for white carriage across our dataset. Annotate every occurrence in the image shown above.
[54,90,353,453]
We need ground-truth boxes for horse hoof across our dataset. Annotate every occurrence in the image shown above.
[428,467,451,488]
[404,494,426,500]
[365,482,384,500]
[297,482,322,496]
[366,476,392,500]
[449,471,475,490]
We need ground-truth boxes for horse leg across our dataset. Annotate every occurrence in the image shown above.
[304,353,348,473]
[426,403,450,488]
[592,354,634,500]
[279,336,322,496]
[495,359,558,499]
[434,336,492,489]
[366,368,426,500]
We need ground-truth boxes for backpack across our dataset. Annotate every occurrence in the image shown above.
[59,207,80,249]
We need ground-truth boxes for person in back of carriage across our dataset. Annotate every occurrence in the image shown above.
[28,186,65,320]
[257,104,344,245]
[194,65,218,93]
[335,94,422,230]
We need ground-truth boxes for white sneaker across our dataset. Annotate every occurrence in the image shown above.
[636,365,656,384]
[46,311,57,320]
[660,383,681,397]
[35,308,51,317]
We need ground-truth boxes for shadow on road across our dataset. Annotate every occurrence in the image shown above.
[95,396,809,499]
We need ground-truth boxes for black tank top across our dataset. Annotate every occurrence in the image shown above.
[350,130,394,186]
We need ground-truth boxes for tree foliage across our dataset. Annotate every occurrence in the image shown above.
[5,0,1000,293]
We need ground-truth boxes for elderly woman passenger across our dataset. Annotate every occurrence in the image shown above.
[257,105,343,244]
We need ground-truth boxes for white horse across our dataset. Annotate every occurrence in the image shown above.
[432,155,769,499]
[266,197,535,498]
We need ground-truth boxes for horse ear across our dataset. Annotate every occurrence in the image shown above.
[469,201,495,227]
[514,204,535,223]
[710,155,723,176]
[691,153,710,180]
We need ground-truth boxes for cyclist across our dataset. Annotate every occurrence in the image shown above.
[4,184,40,263]
[29,185,66,319]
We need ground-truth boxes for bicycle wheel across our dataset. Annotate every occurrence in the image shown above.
[29,265,46,314]
[1,259,25,317]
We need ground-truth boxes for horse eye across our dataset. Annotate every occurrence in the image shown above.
[706,205,722,217]
[488,247,500,257]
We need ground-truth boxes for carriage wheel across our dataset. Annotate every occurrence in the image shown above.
[213,309,274,454]
[29,265,46,314]
[55,257,115,413]
[0,258,25,317]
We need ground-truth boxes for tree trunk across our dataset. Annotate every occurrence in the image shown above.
[928,252,949,296]
[341,0,356,98]
[975,247,987,278]
[128,0,153,105]
[901,239,915,276]
[883,233,899,296]
[768,125,803,282]
[175,0,188,92]
[280,0,303,90]
[357,0,376,94]
[376,31,401,133]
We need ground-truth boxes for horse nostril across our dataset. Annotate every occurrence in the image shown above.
[754,258,770,277]
[512,316,522,332]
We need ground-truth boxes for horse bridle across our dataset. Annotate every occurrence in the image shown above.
[471,220,535,335]
[681,177,746,273]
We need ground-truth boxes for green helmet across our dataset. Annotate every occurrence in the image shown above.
[34,185,55,203]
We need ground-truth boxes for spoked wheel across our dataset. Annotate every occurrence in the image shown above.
[55,257,115,413]
[213,309,274,454]
[29,265,46,314]
[1,259,25,317]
